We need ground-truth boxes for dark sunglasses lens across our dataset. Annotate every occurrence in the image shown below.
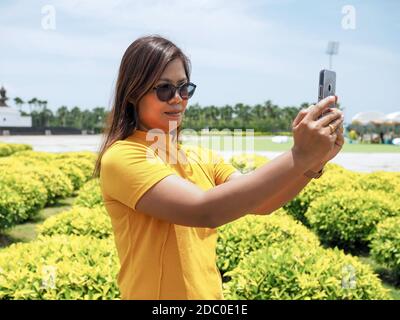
[156,84,174,101]
[179,84,189,99]
[180,83,195,99]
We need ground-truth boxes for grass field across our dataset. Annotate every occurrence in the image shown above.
[0,197,75,248]
[182,135,400,153]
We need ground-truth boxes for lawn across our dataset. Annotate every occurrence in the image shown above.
[181,135,400,153]
[0,197,75,248]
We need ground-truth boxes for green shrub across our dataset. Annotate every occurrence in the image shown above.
[7,143,32,154]
[0,184,26,229]
[54,151,97,163]
[73,178,103,208]
[11,151,96,190]
[223,242,390,300]
[230,154,269,173]
[0,159,74,205]
[0,235,120,300]
[370,216,400,276]
[356,171,400,194]
[284,164,359,226]
[37,207,112,239]
[0,143,12,157]
[306,190,400,250]
[0,172,47,230]
[11,150,55,163]
[0,142,32,157]
[217,210,320,277]
[54,152,97,181]
[53,159,87,191]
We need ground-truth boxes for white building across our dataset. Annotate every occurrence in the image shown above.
[0,86,32,127]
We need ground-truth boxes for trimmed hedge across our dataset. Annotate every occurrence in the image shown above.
[216,210,320,277]
[0,150,97,230]
[37,207,112,239]
[0,235,120,300]
[305,190,400,250]
[370,216,400,277]
[230,154,269,173]
[73,179,103,208]
[284,163,359,226]
[223,242,390,300]
[0,142,32,157]
[53,152,97,183]
[0,158,74,205]
[0,171,47,230]
[53,159,88,191]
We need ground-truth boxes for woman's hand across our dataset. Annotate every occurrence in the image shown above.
[291,96,344,170]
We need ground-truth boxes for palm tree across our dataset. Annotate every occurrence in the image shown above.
[41,108,53,127]
[14,97,24,112]
[42,100,48,113]
[70,106,83,129]
[220,105,233,121]
[56,106,69,127]
[27,98,38,114]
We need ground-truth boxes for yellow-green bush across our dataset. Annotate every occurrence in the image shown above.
[37,207,112,239]
[0,142,32,157]
[0,150,98,230]
[0,235,120,300]
[356,171,400,194]
[73,178,103,208]
[223,242,390,300]
[284,164,359,226]
[0,158,74,205]
[0,143,11,157]
[9,151,95,192]
[217,210,320,277]
[11,150,55,163]
[0,172,47,230]
[54,152,97,181]
[0,184,26,229]
[53,159,88,191]
[306,190,400,250]
[229,154,269,173]
[370,216,400,276]
[54,151,97,163]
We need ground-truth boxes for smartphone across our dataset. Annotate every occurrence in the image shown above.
[318,69,336,118]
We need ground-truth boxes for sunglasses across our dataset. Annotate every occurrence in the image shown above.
[153,82,196,102]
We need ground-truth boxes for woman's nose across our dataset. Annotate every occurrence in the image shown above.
[169,90,182,104]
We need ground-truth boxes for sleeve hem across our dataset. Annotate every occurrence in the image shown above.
[129,172,176,210]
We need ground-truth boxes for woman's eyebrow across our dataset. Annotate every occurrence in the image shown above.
[158,78,187,83]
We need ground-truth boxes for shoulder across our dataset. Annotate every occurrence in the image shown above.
[103,139,153,159]
[101,139,160,170]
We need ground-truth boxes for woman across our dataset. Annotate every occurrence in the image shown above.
[94,35,344,300]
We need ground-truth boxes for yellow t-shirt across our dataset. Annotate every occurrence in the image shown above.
[99,129,237,300]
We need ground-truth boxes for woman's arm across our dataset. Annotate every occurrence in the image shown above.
[136,149,309,228]
[136,96,343,228]
[226,161,325,215]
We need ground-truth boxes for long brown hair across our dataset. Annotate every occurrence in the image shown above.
[92,35,191,178]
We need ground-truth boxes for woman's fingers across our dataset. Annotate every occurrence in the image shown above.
[323,117,344,136]
[335,127,345,147]
[304,96,337,121]
[292,108,310,128]
[317,108,343,128]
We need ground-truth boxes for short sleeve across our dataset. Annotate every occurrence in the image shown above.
[100,142,176,209]
[202,148,238,186]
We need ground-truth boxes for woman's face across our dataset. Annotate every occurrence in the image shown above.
[137,58,188,133]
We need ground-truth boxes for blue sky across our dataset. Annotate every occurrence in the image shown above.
[1,0,399,122]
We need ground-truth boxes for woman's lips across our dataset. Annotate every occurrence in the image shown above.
[164,111,182,118]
